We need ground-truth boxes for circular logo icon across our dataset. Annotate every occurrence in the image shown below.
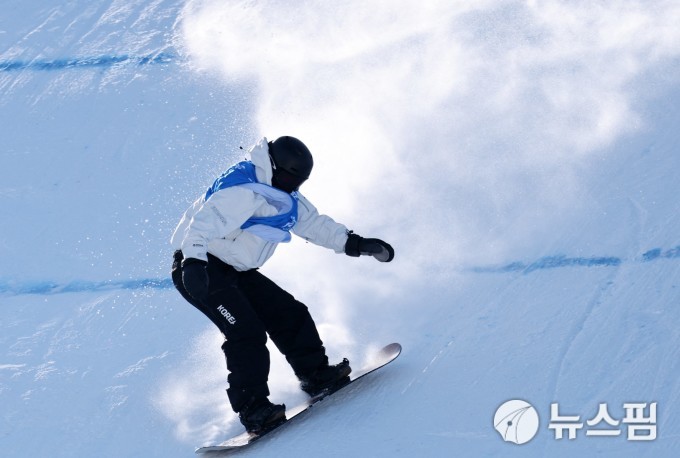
[494,399,540,445]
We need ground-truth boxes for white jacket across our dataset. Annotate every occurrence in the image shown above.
[170,138,349,271]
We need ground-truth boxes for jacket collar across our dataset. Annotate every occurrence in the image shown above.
[248,137,274,185]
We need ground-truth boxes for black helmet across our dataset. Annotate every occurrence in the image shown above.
[268,136,313,192]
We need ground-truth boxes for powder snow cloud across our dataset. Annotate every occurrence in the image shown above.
[176,0,680,345]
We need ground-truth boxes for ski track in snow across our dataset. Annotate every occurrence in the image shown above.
[114,351,169,378]
[546,265,620,403]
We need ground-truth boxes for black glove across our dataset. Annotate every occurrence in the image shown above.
[181,258,209,301]
[345,232,394,262]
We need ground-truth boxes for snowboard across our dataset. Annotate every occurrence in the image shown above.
[195,342,402,454]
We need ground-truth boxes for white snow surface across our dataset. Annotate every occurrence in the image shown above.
[2,1,680,457]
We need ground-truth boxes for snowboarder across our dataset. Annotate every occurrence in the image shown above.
[170,136,394,433]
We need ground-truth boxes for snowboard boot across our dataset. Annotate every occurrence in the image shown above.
[238,397,286,434]
[299,358,352,397]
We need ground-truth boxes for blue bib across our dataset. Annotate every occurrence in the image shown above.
[205,162,298,242]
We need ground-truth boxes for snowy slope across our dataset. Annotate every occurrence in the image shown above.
[2,1,680,457]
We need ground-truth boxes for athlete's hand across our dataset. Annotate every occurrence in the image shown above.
[181,258,209,301]
[344,233,394,262]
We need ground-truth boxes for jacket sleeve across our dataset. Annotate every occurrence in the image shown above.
[292,194,349,253]
[180,187,260,261]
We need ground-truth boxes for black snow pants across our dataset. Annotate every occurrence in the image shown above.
[172,250,328,412]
